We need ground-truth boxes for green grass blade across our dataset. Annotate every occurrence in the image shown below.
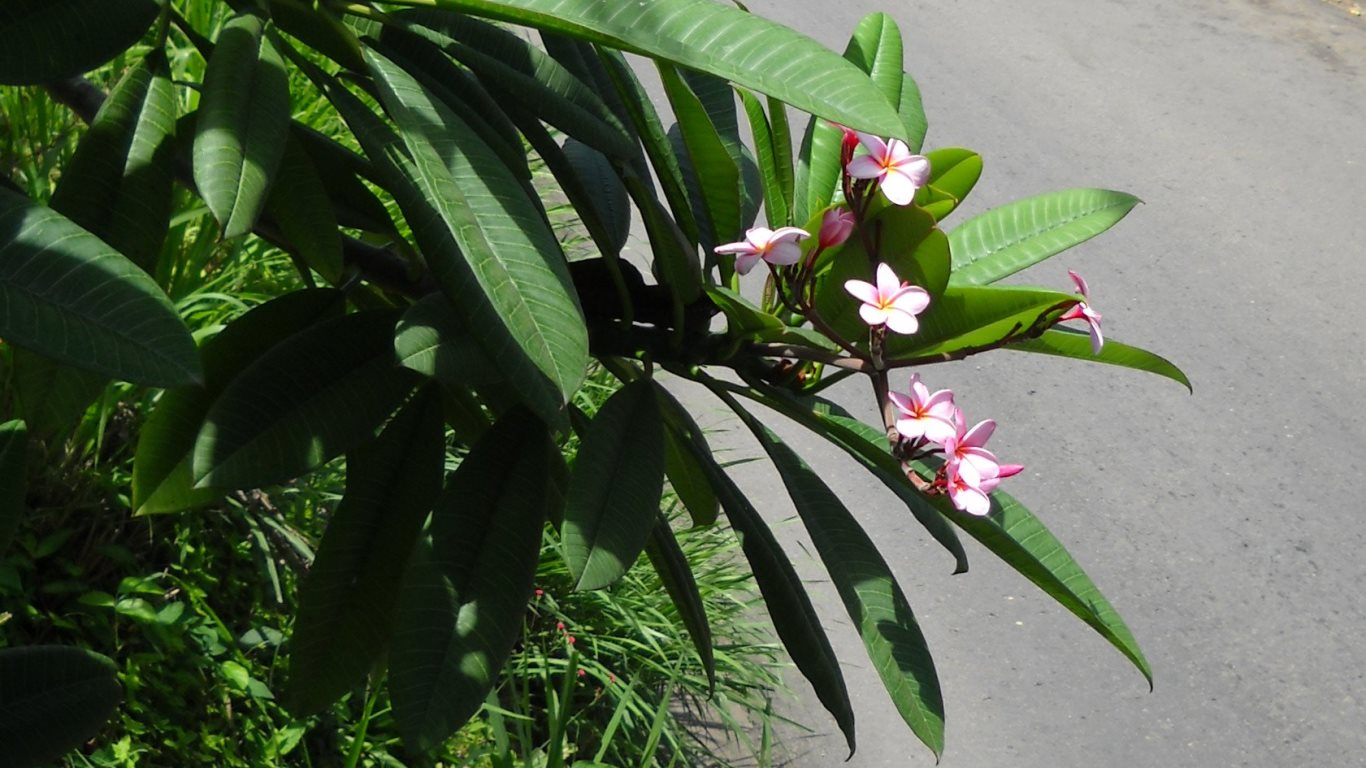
[948,189,1141,285]
[192,13,291,239]
[0,187,201,387]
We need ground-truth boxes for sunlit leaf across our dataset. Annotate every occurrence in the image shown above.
[1010,327,1192,391]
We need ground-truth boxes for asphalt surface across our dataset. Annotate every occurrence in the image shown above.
[649,1,1366,765]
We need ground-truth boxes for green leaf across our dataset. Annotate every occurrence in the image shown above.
[643,518,715,693]
[653,384,855,755]
[9,348,105,440]
[288,387,445,716]
[0,420,27,556]
[49,49,177,272]
[426,0,906,139]
[935,474,1154,687]
[948,189,1141,285]
[559,137,631,255]
[397,10,635,160]
[359,48,588,423]
[0,646,121,767]
[884,284,1076,361]
[563,380,666,590]
[391,408,554,753]
[728,384,968,574]
[729,402,945,759]
[707,285,783,337]
[843,13,903,110]
[265,132,343,283]
[659,63,742,247]
[917,148,981,223]
[193,12,291,238]
[793,117,842,228]
[291,124,399,236]
[190,309,418,490]
[1010,328,1193,391]
[738,90,789,227]
[898,74,928,154]
[662,420,718,527]
[0,0,159,85]
[393,293,500,388]
[267,0,366,72]
[0,187,201,387]
[132,289,345,515]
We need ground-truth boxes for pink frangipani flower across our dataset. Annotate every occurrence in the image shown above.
[819,207,856,249]
[844,262,930,335]
[942,413,1004,483]
[945,459,992,517]
[978,463,1024,494]
[1059,270,1104,354]
[888,373,957,445]
[714,226,810,275]
[846,132,931,206]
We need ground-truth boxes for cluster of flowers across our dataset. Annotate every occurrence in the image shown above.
[712,131,1106,516]
[889,373,1023,516]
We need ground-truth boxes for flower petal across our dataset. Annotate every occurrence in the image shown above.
[962,419,996,448]
[883,308,920,335]
[1088,318,1104,354]
[843,279,880,305]
[878,168,919,205]
[765,240,803,266]
[847,154,885,180]
[1067,269,1090,299]
[714,241,756,256]
[875,263,901,298]
[889,286,930,316]
[896,154,932,188]
[859,303,891,327]
[769,226,811,244]
[855,131,889,159]
[734,251,761,275]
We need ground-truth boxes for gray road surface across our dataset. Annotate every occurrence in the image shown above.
[656,1,1366,765]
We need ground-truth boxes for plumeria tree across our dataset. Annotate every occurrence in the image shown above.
[0,0,1188,763]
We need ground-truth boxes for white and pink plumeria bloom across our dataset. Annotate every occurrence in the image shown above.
[942,414,1005,483]
[844,262,931,335]
[1059,270,1104,354]
[714,226,810,275]
[945,459,993,517]
[889,373,957,445]
[846,132,931,206]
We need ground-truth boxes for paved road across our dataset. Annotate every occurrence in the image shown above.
[662,1,1366,765]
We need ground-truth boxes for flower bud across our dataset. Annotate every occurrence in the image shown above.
[819,207,856,248]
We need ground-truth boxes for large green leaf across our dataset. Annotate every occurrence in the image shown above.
[393,293,500,388]
[729,402,945,759]
[0,420,27,556]
[192,12,291,238]
[726,383,968,574]
[49,49,177,272]
[190,309,418,490]
[563,380,666,591]
[427,0,906,139]
[643,518,715,692]
[898,74,928,154]
[843,13,903,109]
[265,132,343,283]
[0,646,121,767]
[557,136,632,256]
[738,90,789,227]
[0,187,200,387]
[1011,327,1192,391]
[0,0,159,84]
[390,408,554,753]
[884,284,1076,361]
[653,384,856,754]
[660,63,742,248]
[266,0,366,71]
[948,189,1141,285]
[132,289,345,515]
[917,148,981,223]
[662,419,719,527]
[291,124,399,236]
[360,48,588,422]
[9,348,105,441]
[288,387,445,716]
[933,471,1153,687]
[397,10,635,160]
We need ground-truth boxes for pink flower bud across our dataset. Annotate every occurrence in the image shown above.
[556,622,565,632]
[566,634,576,645]
[819,207,856,249]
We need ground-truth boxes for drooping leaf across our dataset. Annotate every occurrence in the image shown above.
[739,90,789,227]
[390,408,554,753]
[393,293,500,388]
[0,187,200,387]
[190,309,418,490]
[559,137,631,255]
[267,0,366,72]
[291,124,398,236]
[0,646,121,767]
[9,348,105,441]
[729,401,945,759]
[0,420,27,556]
[425,0,906,139]
[653,384,856,755]
[1011,327,1192,391]
[643,518,715,692]
[948,189,1141,285]
[358,48,588,423]
[931,470,1154,687]
[397,10,635,160]
[132,289,345,515]
[265,132,343,283]
[724,383,968,575]
[49,48,177,272]
[662,420,718,526]
[288,387,445,716]
[192,12,291,238]
[0,0,159,85]
[563,380,666,590]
